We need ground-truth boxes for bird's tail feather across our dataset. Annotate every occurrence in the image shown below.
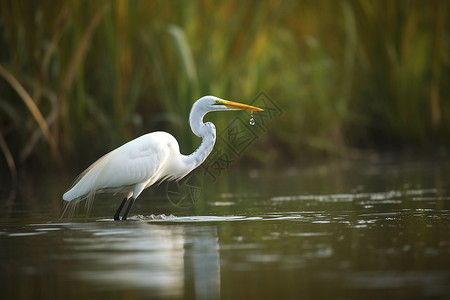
[61,151,115,219]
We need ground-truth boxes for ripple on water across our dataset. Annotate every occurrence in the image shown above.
[270,188,442,206]
[150,215,263,222]
[8,232,46,237]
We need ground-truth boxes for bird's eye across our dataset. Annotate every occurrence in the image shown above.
[214,100,220,104]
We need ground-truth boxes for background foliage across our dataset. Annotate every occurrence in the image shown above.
[0,0,449,176]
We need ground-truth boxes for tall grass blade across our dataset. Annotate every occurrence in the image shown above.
[0,64,60,161]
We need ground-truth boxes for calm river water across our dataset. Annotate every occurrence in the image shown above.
[1,158,450,299]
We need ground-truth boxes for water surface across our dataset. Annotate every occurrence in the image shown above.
[1,158,450,299]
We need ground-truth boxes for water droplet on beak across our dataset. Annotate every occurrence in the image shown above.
[249,112,255,126]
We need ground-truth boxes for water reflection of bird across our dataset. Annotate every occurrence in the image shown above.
[63,96,262,220]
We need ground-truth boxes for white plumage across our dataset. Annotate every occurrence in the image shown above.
[64,132,175,200]
[62,96,262,220]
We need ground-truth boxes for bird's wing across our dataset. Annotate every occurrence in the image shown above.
[98,133,172,188]
[63,132,173,201]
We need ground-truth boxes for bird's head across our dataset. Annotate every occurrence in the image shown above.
[196,96,263,113]
[189,96,263,138]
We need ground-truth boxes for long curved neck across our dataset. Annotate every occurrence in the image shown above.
[183,106,216,171]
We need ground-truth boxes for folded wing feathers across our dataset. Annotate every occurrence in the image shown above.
[61,132,184,218]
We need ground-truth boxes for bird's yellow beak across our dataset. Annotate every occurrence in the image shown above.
[215,100,263,111]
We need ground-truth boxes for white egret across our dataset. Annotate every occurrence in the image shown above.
[63,96,263,220]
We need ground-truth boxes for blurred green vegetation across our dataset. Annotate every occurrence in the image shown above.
[0,0,449,174]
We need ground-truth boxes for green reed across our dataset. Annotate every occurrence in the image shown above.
[0,0,449,172]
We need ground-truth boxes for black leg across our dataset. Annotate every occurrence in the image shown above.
[122,197,135,220]
[114,197,128,221]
